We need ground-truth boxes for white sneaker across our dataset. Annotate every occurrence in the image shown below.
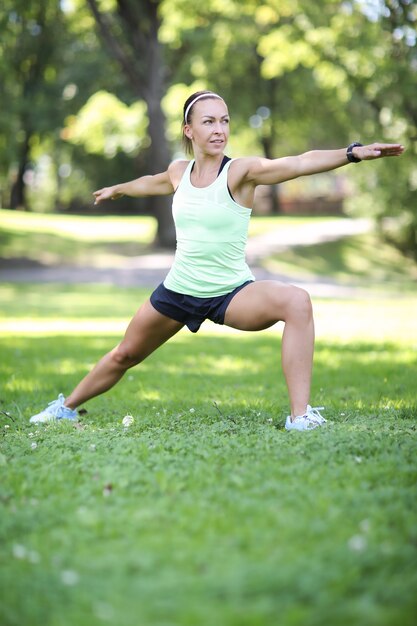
[29,394,78,424]
[285,405,326,431]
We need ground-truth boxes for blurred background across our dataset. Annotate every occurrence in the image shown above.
[1,8,416,623]
[0,0,416,253]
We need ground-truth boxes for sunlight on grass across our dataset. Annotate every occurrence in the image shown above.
[2,216,417,626]
[263,232,417,289]
[2,212,338,247]
[1,283,416,345]
[0,318,130,335]
[0,283,150,319]
[3,376,38,393]
[1,311,416,626]
[182,353,261,374]
[248,215,342,237]
[0,211,157,266]
[0,209,157,242]
[313,297,417,345]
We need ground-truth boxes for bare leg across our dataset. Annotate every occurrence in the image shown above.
[64,300,183,409]
[224,281,314,419]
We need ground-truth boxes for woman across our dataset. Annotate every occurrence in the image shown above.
[30,91,404,430]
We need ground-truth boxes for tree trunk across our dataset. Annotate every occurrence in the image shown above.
[140,2,175,247]
[260,135,281,214]
[10,130,30,210]
[87,0,176,248]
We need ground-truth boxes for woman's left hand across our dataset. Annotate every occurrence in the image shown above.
[355,143,405,161]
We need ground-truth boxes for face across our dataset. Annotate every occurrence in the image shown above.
[184,98,230,155]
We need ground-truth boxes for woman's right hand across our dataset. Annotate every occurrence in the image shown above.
[93,186,123,205]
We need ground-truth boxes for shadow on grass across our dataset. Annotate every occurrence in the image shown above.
[1,333,416,424]
[264,233,417,287]
[1,336,416,626]
[0,230,153,267]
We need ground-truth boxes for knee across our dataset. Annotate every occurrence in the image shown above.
[287,287,313,322]
[111,342,142,369]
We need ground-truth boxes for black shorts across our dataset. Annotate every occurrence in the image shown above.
[150,281,254,333]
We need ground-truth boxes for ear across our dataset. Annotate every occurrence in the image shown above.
[183,125,193,140]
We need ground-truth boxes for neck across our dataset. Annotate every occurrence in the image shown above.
[192,151,224,174]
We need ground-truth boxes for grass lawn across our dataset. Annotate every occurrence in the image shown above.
[1,211,416,625]
[0,209,344,267]
[1,276,416,626]
[262,231,417,292]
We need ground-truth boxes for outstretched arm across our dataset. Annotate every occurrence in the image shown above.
[92,160,191,205]
[93,170,174,205]
[245,143,405,186]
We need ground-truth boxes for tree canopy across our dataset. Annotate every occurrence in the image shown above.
[0,0,416,254]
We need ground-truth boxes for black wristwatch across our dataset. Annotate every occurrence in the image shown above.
[346,142,363,163]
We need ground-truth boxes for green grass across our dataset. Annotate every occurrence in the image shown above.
[247,215,342,237]
[263,232,417,292]
[1,212,416,625]
[0,209,343,266]
[0,210,157,266]
[1,281,417,626]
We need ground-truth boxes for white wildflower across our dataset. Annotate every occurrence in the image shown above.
[122,415,134,427]
[61,570,79,586]
[348,535,367,552]
[359,519,371,533]
[13,544,27,559]
[28,550,40,564]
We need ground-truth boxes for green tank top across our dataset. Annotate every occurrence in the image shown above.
[164,159,255,297]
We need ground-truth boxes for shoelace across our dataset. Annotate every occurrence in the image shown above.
[306,406,326,424]
[47,395,65,415]
[301,416,320,429]
[293,414,319,428]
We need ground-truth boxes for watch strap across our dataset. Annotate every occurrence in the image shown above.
[347,142,363,163]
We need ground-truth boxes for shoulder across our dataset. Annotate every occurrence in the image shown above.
[168,159,191,188]
[229,155,296,186]
[228,156,265,185]
[168,159,190,175]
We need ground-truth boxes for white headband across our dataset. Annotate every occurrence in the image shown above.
[184,93,224,123]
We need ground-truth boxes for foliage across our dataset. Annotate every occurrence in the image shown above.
[1,0,416,252]
[84,0,176,245]
[0,283,417,626]
[0,0,67,208]
[163,0,417,246]
[64,91,149,158]
[0,0,133,212]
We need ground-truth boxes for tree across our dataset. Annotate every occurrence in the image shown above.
[164,0,416,254]
[86,0,175,247]
[0,0,67,209]
[160,0,357,213]
[0,0,125,214]
[272,0,417,257]
[2,0,415,256]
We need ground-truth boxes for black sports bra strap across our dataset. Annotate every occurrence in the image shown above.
[217,155,231,177]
